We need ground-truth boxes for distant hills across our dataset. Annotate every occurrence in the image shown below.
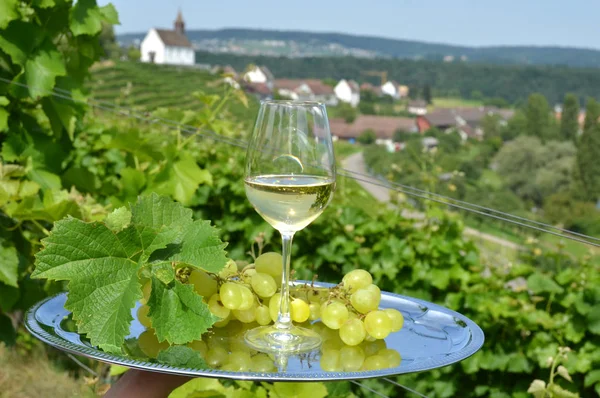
[118,28,600,68]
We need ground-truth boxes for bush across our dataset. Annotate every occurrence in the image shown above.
[357,129,377,144]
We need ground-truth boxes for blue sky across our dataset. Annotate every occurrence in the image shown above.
[99,0,600,49]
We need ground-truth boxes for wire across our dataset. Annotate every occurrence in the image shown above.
[2,76,600,249]
[350,380,390,398]
[383,378,430,398]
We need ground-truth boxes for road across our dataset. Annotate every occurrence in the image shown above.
[342,152,521,251]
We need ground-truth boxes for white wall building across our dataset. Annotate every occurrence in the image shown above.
[381,81,400,99]
[140,11,194,66]
[243,65,275,88]
[334,79,360,107]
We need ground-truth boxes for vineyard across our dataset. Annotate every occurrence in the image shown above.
[1,2,600,398]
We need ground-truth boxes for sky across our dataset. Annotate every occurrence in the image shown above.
[99,0,600,49]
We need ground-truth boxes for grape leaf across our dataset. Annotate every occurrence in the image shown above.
[156,346,207,370]
[69,0,104,36]
[527,273,564,294]
[10,40,66,99]
[0,313,16,346]
[585,369,600,387]
[149,220,228,273]
[98,4,119,25]
[0,107,8,133]
[0,242,18,287]
[33,194,227,352]
[33,218,142,353]
[0,0,19,29]
[148,278,218,344]
[271,382,328,398]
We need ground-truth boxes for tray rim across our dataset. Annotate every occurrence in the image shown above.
[25,282,485,382]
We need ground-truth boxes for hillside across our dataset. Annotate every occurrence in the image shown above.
[193,51,600,104]
[88,61,257,121]
[118,28,600,68]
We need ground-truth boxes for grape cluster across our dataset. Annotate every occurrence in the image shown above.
[137,251,404,367]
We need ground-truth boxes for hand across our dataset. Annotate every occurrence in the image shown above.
[105,369,191,398]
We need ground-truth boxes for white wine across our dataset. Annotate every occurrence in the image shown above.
[245,175,335,233]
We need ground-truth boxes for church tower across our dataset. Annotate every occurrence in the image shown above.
[174,9,185,35]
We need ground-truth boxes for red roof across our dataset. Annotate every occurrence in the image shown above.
[330,115,416,139]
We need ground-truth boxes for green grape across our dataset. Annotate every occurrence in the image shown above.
[218,259,238,279]
[251,273,277,298]
[213,314,231,328]
[255,305,272,326]
[188,340,207,357]
[255,252,283,285]
[347,311,359,320]
[228,351,253,371]
[140,279,152,304]
[364,311,392,339]
[137,304,152,328]
[342,269,372,293]
[383,308,404,332]
[208,294,231,319]
[320,348,341,371]
[138,330,169,359]
[339,318,367,346]
[339,345,365,371]
[251,353,276,372]
[365,284,381,296]
[290,298,310,323]
[220,282,243,310]
[379,348,402,367]
[362,338,387,356]
[241,268,257,283]
[189,269,217,298]
[321,301,349,330]
[206,346,229,367]
[309,302,321,321]
[269,293,282,322]
[233,308,256,323]
[237,285,255,311]
[350,288,380,314]
[228,338,252,354]
[360,354,388,371]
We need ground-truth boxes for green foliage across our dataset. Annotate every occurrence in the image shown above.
[423,84,432,104]
[525,94,558,141]
[560,94,580,141]
[357,129,376,145]
[576,123,600,201]
[336,102,357,123]
[493,137,575,206]
[583,98,600,134]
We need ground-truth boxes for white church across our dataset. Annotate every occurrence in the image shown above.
[140,11,195,66]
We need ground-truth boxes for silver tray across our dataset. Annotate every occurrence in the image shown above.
[25,282,484,382]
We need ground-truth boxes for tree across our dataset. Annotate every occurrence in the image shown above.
[359,101,376,115]
[583,97,600,134]
[127,46,141,61]
[576,123,600,201]
[323,78,337,87]
[99,21,119,59]
[560,94,580,141]
[503,110,527,141]
[524,93,557,141]
[337,103,357,123]
[423,84,433,105]
[481,114,504,140]
[394,130,418,143]
[357,129,377,144]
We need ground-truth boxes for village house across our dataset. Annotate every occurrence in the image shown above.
[274,79,338,106]
[417,107,515,140]
[242,65,275,89]
[381,81,401,99]
[329,115,417,148]
[408,100,428,115]
[140,11,195,66]
[334,79,360,107]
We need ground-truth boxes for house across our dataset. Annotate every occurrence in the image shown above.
[140,11,195,66]
[243,65,275,88]
[273,79,338,105]
[329,115,417,145]
[360,82,382,96]
[381,81,400,99]
[398,85,410,98]
[334,79,360,107]
[417,107,515,140]
[408,100,428,115]
[242,82,272,101]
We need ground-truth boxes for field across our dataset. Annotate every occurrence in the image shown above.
[89,61,258,121]
[431,97,484,108]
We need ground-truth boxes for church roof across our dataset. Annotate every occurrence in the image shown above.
[155,29,192,48]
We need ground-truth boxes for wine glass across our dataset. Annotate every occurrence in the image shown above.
[244,100,336,353]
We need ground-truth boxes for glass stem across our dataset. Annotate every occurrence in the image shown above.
[276,232,294,331]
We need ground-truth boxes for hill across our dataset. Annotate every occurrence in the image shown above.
[118,28,600,68]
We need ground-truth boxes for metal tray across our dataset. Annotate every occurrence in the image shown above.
[25,282,484,382]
